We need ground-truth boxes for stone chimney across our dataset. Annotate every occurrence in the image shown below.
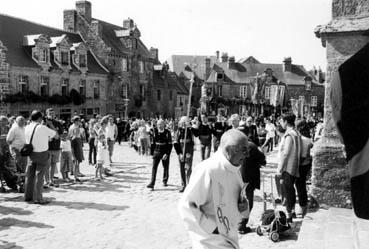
[76,0,92,23]
[221,52,228,63]
[91,20,102,37]
[228,56,235,68]
[216,51,220,62]
[123,18,135,29]
[150,47,159,61]
[63,9,77,32]
[283,57,292,72]
[205,57,211,80]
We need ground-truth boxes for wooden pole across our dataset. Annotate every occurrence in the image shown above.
[182,73,194,160]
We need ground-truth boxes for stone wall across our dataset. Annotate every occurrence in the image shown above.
[332,0,369,18]
[0,40,11,114]
[313,15,369,207]
[8,66,108,118]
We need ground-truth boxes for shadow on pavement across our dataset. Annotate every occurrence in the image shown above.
[61,180,129,193]
[0,206,32,216]
[0,240,24,249]
[0,217,54,231]
[49,200,129,211]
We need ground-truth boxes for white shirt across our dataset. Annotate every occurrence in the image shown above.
[178,150,247,249]
[265,123,276,139]
[25,122,56,152]
[60,139,72,152]
[7,124,26,150]
[106,123,117,140]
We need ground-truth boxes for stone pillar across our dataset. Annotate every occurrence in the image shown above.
[313,0,369,208]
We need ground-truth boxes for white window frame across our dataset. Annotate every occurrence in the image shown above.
[139,60,144,74]
[265,86,270,99]
[60,51,69,65]
[218,85,222,97]
[122,58,128,72]
[311,96,317,107]
[122,84,128,98]
[240,86,247,98]
[41,76,49,86]
[19,75,28,85]
[61,79,69,96]
[79,54,87,68]
[39,48,48,62]
[93,80,100,99]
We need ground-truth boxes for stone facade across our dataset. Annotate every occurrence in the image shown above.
[63,1,179,119]
[313,1,369,208]
[0,41,10,114]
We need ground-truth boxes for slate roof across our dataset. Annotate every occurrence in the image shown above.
[238,56,261,64]
[206,57,321,87]
[167,55,217,80]
[0,14,107,74]
[93,18,152,59]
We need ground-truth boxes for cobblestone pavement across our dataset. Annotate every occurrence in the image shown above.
[0,142,301,249]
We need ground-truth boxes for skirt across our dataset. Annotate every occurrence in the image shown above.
[71,138,84,163]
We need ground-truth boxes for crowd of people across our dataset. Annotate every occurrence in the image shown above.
[0,108,323,247]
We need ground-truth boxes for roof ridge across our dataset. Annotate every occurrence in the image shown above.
[0,13,78,35]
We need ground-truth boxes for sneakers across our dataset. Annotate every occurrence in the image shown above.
[179,186,186,193]
[163,182,168,187]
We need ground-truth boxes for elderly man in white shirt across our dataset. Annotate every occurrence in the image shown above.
[178,129,250,249]
[24,110,57,205]
[7,116,27,173]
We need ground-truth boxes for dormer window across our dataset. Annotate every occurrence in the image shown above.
[217,73,224,80]
[61,51,69,65]
[304,76,312,91]
[40,76,49,96]
[79,54,86,68]
[39,48,48,63]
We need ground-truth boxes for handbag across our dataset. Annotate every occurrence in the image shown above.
[20,124,39,156]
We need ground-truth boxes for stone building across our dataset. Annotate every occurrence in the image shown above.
[203,55,324,118]
[0,14,109,120]
[63,1,178,119]
[167,54,218,115]
[313,0,369,208]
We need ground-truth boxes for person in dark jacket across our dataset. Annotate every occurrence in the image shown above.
[174,116,196,193]
[242,116,259,146]
[212,114,227,152]
[146,119,172,190]
[238,141,266,234]
[192,114,213,161]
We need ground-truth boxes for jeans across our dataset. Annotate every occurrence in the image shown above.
[200,143,211,161]
[265,137,274,152]
[10,147,27,173]
[282,172,296,214]
[108,139,115,159]
[24,151,49,202]
[45,150,60,183]
[88,137,97,164]
[149,152,170,186]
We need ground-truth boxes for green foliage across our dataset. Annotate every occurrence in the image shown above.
[69,89,85,105]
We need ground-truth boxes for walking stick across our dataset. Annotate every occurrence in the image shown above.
[182,73,195,168]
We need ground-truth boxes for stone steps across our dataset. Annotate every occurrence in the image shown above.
[296,207,369,249]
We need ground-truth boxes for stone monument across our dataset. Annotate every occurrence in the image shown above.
[313,0,369,207]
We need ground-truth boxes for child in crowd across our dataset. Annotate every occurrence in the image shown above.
[96,131,108,180]
[60,131,72,181]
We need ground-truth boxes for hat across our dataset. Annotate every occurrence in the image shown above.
[72,115,80,122]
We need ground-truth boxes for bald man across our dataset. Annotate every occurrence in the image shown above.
[178,129,250,249]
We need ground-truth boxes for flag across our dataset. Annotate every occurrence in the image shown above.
[331,42,369,220]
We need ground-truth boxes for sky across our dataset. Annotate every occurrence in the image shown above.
[1,0,332,70]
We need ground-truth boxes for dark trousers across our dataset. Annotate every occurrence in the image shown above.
[295,163,312,207]
[213,138,221,152]
[240,184,255,225]
[265,137,274,152]
[200,143,211,161]
[149,152,170,186]
[179,151,194,187]
[88,138,97,164]
[24,151,49,202]
[282,172,297,214]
